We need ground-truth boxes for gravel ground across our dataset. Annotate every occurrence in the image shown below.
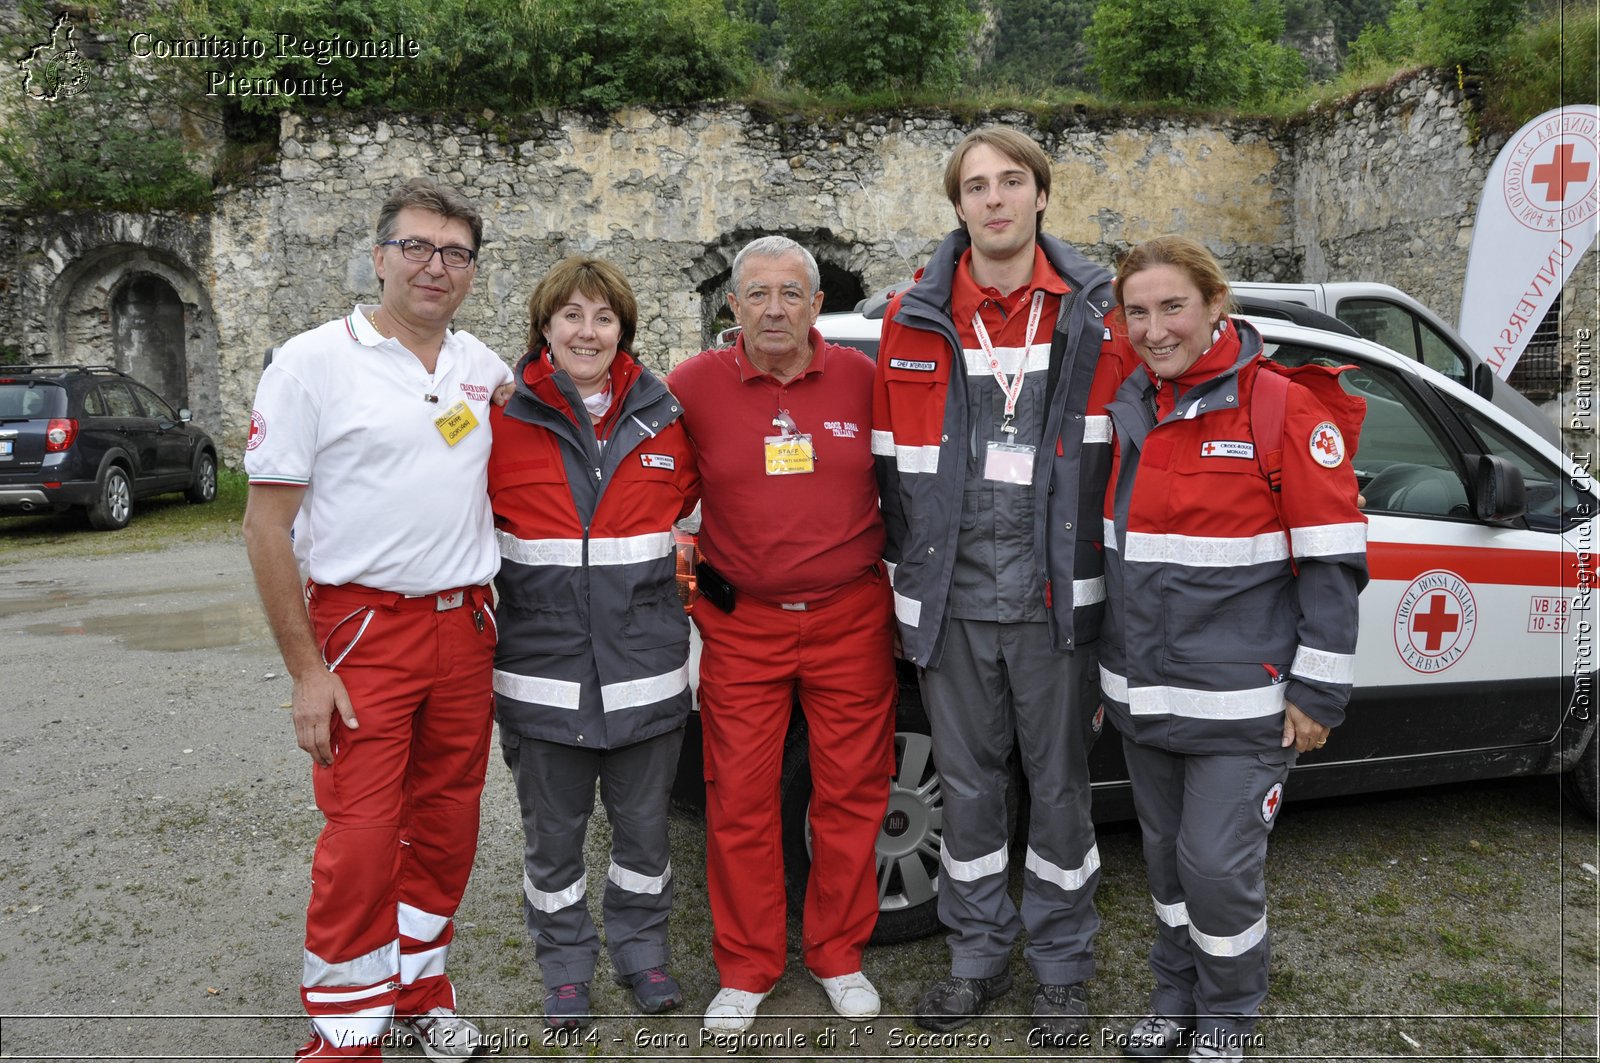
[0,534,1596,1062]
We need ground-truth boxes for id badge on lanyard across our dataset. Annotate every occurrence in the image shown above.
[764,409,815,475]
[975,290,1045,485]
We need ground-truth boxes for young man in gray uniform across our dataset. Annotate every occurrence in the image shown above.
[871,126,1127,1038]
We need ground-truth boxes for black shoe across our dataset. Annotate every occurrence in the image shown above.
[614,966,684,1014]
[543,981,592,1030]
[1032,982,1089,1041]
[913,971,1013,1032]
[1122,1014,1188,1058]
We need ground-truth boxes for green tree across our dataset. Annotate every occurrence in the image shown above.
[778,0,982,95]
[1346,0,1527,74]
[1087,0,1307,105]
[984,0,1099,92]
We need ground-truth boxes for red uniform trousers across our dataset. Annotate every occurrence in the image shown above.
[693,566,896,991]
[298,582,496,1057]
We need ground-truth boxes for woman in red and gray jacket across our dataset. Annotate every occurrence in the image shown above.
[1098,237,1366,1061]
[488,257,699,1031]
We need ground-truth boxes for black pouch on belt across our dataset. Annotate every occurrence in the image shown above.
[694,558,737,613]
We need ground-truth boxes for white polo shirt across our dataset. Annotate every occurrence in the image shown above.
[246,305,513,595]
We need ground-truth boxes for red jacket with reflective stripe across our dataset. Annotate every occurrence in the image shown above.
[1099,319,1367,754]
[488,350,700,749]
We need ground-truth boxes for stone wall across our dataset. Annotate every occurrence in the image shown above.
[5,69,1594,461]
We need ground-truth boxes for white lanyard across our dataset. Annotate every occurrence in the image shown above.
[971,289,1046,435]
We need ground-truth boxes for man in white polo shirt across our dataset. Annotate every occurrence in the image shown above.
[243,177,512,1061]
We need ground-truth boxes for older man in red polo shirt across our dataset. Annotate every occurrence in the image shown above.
[667,236,896,1034]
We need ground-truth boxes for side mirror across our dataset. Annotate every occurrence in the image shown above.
[1473,362,1496,400]
[178,407,193,422]
[1474,454,1526,524]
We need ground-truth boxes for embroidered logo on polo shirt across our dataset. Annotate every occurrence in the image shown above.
[640,453,676,470]
[1200,440,1254,459]
[459,382,491,401]
[247,410,266,450]
[888,358,936,372]
[824,419,859,439]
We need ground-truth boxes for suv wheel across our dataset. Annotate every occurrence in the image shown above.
[87,466,133,530]
[779,687,948,945]
[1563,728,1599,819]
[186,451,218,504]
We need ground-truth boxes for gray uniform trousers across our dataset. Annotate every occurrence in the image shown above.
[918,617,1101,984]
[499,726,684,987]
[1121,737,1294,1048]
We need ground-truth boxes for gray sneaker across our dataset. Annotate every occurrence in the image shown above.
[1122,1014,1188,1057]
[1189,1036,1245,1061]
[544,981,593,1030]
[1031,982,1089,1041]
[913,971,1013,1032]
[391,1007,485,1060]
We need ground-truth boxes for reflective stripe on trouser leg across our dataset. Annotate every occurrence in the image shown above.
[794,573,896,978]
[1009,626,1101,985]
[694,595,800,992]
[918,618,1023,979]
[598,727,685,977]
[500,731,603,987]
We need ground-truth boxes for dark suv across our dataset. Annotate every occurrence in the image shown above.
[0,365,218,530]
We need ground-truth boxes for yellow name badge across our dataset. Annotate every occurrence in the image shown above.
[764,433,815,475]
[434,400,479,447]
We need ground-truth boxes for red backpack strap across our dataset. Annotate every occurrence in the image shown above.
[1251,362,1290,495]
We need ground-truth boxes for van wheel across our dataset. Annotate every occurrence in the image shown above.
[87,466,133,530]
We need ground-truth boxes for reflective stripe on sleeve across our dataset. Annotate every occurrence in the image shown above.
[524,870,586,914]
[1103,517,1119,552]
[870,429,941,475]
[1099,666,1287,720]
[940,841,1008,882]
[601,664,689,713]
[493,669,582,711]
[608,860,672,896]
[1074,576,1106,607]
[1189,912,1268,957]
[1291,644,1357,685]
[588,532,675,566]
[1025,844,1100,892]
[1291,521,1367,558]
[1124,530,1290,568]
[496,530,674,567]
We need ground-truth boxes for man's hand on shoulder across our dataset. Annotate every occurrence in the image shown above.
[293,667,358,766]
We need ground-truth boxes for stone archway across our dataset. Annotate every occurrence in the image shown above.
[45,239,218,428]
[111,273,188,408]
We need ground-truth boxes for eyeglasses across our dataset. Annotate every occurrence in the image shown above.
[378,238,477,269]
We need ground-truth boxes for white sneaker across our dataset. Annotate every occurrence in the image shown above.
[810,970,881,1019]
[704,987,769,1033]
[392,1007,484,1060]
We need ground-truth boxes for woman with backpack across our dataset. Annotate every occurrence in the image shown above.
[1095,236,1368,1061]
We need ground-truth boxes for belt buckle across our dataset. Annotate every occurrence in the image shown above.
[436,590,465,612]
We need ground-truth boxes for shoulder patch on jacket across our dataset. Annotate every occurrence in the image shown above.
[640,453,676,470]
[888,357,937,372]
[1308,421,1345,468]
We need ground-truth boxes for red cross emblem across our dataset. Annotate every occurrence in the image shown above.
[1411,593,1461,652]
[1531,142,1592,204]
[1202,442,1217,456]
[1308,420,1344,468]
[1394,571,1476,673]
[1261,782,1284,823]
[246,410,266,451]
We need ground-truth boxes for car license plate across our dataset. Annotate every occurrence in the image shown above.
[0,439,11,458]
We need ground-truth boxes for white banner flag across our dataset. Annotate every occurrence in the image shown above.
[1459,105,1598,380]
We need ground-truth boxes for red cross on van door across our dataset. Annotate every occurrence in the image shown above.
[1412,593,1461,652]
